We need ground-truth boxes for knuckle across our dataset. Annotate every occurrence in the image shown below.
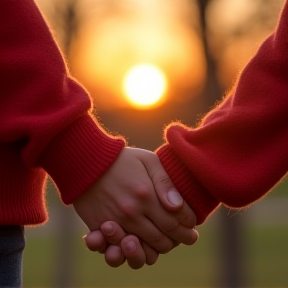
[119,201,137,218]
[163,219,179,233]
[149,233,173,254]
[179,211,196,228]
[134,183,151,200]
[150,232,162,244]
[158,174,171,185]
[154,172,174,189]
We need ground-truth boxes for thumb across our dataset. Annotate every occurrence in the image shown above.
[142,151,183,212]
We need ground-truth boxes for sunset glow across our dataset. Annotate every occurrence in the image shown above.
[70,0,206,110]
[123,64,167,109]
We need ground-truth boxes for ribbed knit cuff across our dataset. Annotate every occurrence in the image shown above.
[40,114,126,204]
[157,144,219,225]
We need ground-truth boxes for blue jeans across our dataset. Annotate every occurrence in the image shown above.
[0,226,25,288]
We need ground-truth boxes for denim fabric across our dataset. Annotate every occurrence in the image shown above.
[0,226,25,288]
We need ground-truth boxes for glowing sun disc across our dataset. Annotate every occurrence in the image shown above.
[123,64,167,107]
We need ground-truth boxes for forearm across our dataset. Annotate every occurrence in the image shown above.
[157,2,288,224]
[0,0,125,225]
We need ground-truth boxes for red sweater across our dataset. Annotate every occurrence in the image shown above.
[157,2,288,224]
[1,0,287,227]
[0,0,125,225]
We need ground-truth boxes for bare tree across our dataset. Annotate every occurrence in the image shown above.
[195,1,246,287]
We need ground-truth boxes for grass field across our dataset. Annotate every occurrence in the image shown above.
[23,221,288,287]
[23,178,288,288]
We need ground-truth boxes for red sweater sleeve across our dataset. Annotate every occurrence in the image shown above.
[0,0,125,225]
[157,2,288,225]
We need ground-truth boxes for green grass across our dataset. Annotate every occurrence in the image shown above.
[23,223,288,288]
[23,177,288,287]
[270,176,288,197]
[75,226,217,288]
[23,228,216,288]
[246,226,288,288]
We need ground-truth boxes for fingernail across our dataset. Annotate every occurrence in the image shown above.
[102,223,114,236]
[125,241,136,252]
[167,190,183,206]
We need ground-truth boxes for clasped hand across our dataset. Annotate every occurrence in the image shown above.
[73,147,199,269]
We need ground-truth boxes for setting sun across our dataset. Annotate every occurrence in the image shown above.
[123,64,167,109]
[70,0,206,110]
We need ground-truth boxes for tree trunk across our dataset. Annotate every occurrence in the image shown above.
[195,1,246,287]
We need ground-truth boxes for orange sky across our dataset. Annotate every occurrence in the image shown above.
[69,0,206,110]
[35,0,284,110]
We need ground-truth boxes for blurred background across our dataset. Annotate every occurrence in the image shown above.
[24,0,288,287]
